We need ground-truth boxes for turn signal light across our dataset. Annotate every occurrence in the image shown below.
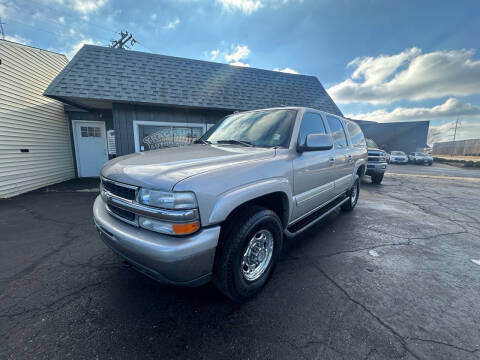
[172,221,200,235]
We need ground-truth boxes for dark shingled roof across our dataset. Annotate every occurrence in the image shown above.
[44,45,342,115]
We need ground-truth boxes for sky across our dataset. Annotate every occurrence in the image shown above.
[1,0,480,144]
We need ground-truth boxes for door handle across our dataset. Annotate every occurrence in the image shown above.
[329,158,335,166]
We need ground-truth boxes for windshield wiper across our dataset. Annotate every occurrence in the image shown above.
[195,138,211,145]
[216,139,253,147]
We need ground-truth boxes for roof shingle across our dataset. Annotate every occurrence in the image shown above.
[44,45,342,116]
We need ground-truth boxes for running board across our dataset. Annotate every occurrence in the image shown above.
[285,195,349,238]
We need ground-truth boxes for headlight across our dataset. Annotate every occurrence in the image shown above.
[137,189,198,210]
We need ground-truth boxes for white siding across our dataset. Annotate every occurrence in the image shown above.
[0,40,74,198]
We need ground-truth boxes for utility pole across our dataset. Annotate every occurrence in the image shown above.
[0,17,6,40]
[451,117,460,156]
[109,30,137,49]
[453,117,459,142]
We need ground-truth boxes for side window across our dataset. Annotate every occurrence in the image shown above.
[326,116,348,149]
[346,121,366,147]
[298,112,326,145]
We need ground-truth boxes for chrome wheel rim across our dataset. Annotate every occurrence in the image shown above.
[241,229,274,281]
[351,182,358,206]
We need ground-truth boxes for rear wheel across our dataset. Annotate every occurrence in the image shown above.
[371,173,384,184]
[213,206,283,302]
[341,176,360,211]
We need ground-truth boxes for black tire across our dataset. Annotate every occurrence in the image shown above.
[213,206,283,302]
[371,173,384,184]
[341,175,360,212]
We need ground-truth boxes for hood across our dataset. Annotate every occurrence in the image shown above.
[101,144,276,190]
[368,148,385,156]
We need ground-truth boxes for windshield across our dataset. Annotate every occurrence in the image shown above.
[418,152,429,156]
[365,138,378,148]
[200,109,297,148]
[391,151,405,155]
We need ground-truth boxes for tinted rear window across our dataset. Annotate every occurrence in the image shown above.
[346,121,366,148]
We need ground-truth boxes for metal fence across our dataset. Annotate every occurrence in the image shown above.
[432,139,480,156]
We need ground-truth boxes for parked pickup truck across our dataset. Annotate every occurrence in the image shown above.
[93,107,367,301]
[365,138,388,184]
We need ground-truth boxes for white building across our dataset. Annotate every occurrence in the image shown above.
[0,40,74,198]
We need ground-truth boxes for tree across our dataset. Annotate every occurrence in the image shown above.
[109,31,137,49]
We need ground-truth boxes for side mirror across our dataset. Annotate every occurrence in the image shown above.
[297,134,333,153]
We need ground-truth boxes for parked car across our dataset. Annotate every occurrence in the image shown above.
[388,151,408,164]
[93,107,367,301]
[409,152,433,165]
[365,138,387,184]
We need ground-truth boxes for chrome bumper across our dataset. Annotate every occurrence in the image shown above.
[366,162,387,174]
[390,158,408,163]
[93,196,220,286]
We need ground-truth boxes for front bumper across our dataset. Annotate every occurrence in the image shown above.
[366,162,387,175]
[390,158,408,164]
[412,158,433,164]
[93,196,220,286]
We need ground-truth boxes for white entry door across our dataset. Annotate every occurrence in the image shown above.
[74,121,108,177]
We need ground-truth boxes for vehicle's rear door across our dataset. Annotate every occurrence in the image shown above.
[292,112,335,221]
[326,116,353,195]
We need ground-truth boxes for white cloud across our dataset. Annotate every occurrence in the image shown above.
[66,38,101,59]
[428,120,480,144]
[71,0,107,15]
[224,44,250,62]
[0,1,14,18]
[216,0,263,14]
[329,48,480,105]
[5,34,29,45]
[163,17,180,30]
[215,0,302,14]
[273,67,299,74]
[346,98,480,123]
[32,10,43,19]
[150,13,157,21]
[210,49,219,60]
[229,61,250,67]
[58,16,65,24]
[39,0,107,17]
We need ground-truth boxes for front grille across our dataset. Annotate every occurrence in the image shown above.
[108,204,135,222]
[102,180,136,201]
[368,156,380,162]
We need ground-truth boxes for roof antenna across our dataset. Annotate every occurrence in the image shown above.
[0,17,6,40]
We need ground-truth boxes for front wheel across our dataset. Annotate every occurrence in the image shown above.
[213,206,283,302]
[342,176,360,211]
[371,173,384,184]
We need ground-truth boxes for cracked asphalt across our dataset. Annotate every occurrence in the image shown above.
[1,164,480,359]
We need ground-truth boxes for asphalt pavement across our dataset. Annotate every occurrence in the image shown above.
[1,164,480,359]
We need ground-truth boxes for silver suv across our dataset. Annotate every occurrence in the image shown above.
[93,107,367,301]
